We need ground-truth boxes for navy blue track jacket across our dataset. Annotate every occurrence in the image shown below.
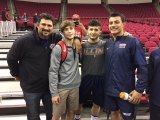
[104,36,147,97]
[148,48,160,106]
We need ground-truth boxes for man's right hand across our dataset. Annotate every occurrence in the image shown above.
[52,96,60,105]
[129,90,142,104]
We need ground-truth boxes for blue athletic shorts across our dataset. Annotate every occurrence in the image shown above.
[104,95,135,120]
[79,75,104,107]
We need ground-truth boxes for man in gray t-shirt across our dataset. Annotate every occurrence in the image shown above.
[75,19,105,120]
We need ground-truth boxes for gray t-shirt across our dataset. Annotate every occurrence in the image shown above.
[81,40,106,77]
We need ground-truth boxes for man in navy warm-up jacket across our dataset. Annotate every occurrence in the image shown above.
[147,47,160,120]
[104,12,148,120]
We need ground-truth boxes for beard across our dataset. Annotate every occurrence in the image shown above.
[39,29,51,39]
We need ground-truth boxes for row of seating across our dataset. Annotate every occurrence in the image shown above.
[67,4,110,17]
[2,1,159,19]
[127,18,160,26]
[110,3,160,18]
[14,0,61,20]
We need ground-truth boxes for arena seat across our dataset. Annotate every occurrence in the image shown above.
[150,37,160,44]
[139,37,148,44]
[145,41,158,53]
[148,47,158,55]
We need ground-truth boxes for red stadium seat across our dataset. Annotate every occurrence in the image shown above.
[150,37,159,44]
[148,47,158,55]
[140,34,149,38]
[145,41,158,53]
[139,37,148,44]
[145,41,157,48]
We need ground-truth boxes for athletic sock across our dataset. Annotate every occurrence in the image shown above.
[74,114,81,120]
[91,115,98,120]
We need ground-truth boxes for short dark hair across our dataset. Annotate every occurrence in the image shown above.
[88,19,101,27]
[109,12,125,23]
[60,20,75,33]
[38,13,55,25]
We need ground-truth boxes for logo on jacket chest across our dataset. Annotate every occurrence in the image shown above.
[119,43,126,48]
[49,44,56,50]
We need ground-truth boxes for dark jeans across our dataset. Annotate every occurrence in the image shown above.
[23,91,52,120]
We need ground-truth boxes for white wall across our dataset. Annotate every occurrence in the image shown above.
[16,0,61,3]
[108,0,152,4]
[68,0,101,4]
